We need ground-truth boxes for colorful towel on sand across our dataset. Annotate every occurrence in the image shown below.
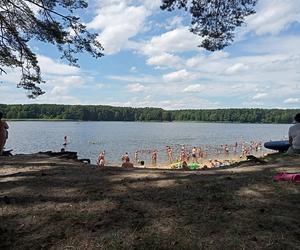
[273,172,300,183]
[188,164,200,170]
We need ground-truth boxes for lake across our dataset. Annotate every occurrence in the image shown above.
[5,121,290,165]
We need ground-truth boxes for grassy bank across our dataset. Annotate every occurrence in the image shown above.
[0,153,300,249]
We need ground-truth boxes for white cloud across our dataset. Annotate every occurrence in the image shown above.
[130,66,137,73]
[27,2,40,14]
[0,85,80,105]
[163,69,193,82]
[186,52,231,73]
[3,0,300,109]
[141,27,202,56]
[284,98,300,104]
[37,55,79,75]
[35,74,89,104]
[242,36,300,55]
[209,51,230,60]
[225,63,250,75]
[95,83,105,89]
[183,84,206,93]
[51,86,67,95]
[87,1,151,54]
[105,96,219,110]
[109,74,158,83]
[252,93,268,100]
[127,83,147,92]
[141,0,161,10]
[1,55,80,86]
[165,16,184,29]
[47,75,85,88]
[186,56,206,68]
[0,68,22,84]
[243,0,300,36]
[38,94,80,104]
[146,53,182,68]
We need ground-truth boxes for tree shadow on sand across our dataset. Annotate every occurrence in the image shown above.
[1,154,300,249]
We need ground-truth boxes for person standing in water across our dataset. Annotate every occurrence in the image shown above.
[134,150,139,163]
[63,136,68,146]
[122,152,129,163]
[224,144,229,154]
[180,145,185,162]
[151,150,158,165]
[192,147,198,163]
[234,142,238,153]
[97,151,105,167]
[186,150,190,163]
[166,146,173,163]
[0,111,9,156]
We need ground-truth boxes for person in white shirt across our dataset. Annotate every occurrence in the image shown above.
[287,113,300,155]
[0,111,9,156]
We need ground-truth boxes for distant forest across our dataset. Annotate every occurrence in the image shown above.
[0,104,299,123]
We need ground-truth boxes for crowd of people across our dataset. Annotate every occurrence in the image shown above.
[1,111,299,169]
[92,113,300,168]
[94,141,265,169]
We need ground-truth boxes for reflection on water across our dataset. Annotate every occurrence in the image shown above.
[6,121,289,165]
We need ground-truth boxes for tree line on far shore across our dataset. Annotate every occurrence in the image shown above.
[0,104,299,124]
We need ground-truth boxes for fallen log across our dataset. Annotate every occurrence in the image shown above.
[39,151,78,160]
[2,150,13,156]
[79,158,91,164]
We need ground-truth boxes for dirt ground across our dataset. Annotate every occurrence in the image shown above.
[1,153,300,250]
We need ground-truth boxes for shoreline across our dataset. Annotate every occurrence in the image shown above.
[6,119,291,124]
[0,151,270,170]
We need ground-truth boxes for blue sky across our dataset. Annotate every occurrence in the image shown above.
[1,0,300,109]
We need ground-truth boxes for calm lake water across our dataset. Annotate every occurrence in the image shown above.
[5,121,290,165]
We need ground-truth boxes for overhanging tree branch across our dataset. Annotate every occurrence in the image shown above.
[0,0,103,98]
[161,0,257,51]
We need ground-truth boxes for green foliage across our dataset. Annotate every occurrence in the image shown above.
[161,0,257,51]
[0,0,103,98]
[0,104,299,123]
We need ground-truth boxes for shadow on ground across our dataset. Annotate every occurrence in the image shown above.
[0,154,300,249]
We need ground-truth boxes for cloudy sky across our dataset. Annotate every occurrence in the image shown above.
[1,0,300,109]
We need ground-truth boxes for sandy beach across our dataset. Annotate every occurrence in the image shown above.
[1,153,300,249]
